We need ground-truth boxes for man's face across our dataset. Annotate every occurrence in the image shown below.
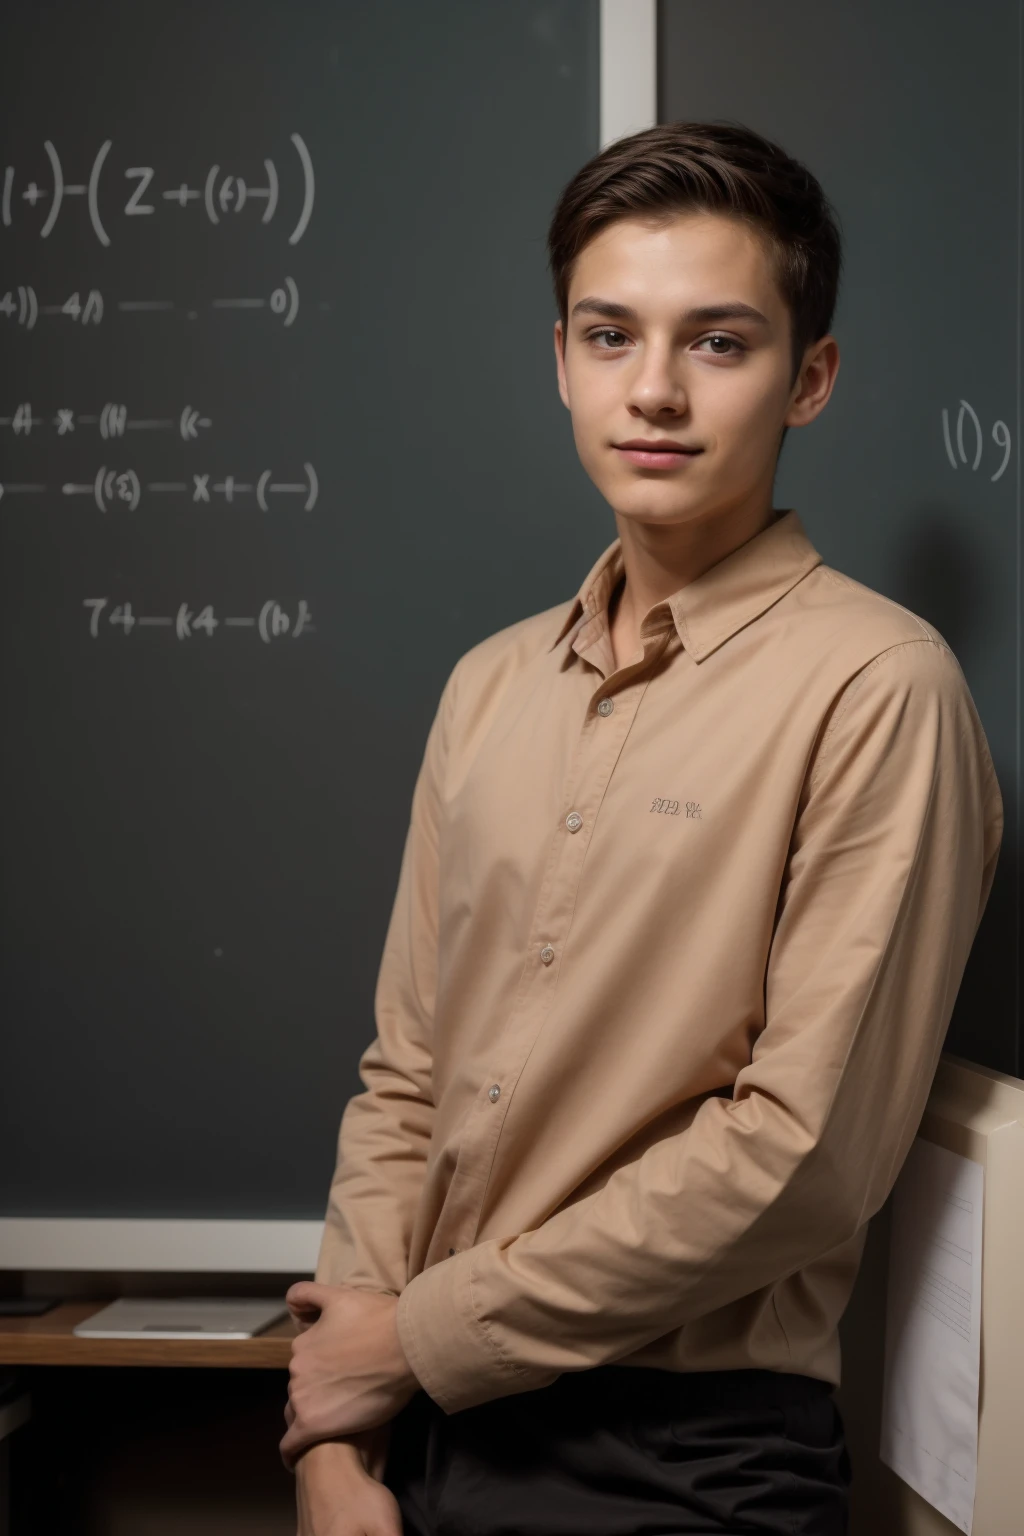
[554,210,829,531]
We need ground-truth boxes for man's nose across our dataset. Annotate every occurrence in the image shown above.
[625,343,687,415]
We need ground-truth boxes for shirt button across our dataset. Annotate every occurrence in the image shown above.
[539,945,554,964]
[565,811,583,832]
[448,1247,456,1256]
[488,1084,501,1102]
[597,697,614,716]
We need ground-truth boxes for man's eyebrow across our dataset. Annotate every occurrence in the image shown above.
[682,302,771,326]
[569,297,770,326]
[569,298,639,322]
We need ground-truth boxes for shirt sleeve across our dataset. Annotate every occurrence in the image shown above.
[313,660,459,1295]
[395,637,1004,1412]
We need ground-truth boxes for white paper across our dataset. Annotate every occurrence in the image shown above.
[879,1137,983,1533]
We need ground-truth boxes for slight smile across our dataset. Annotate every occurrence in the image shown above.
[613,439,704,470]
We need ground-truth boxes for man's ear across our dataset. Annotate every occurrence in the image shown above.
[784,334,840,429]
[554,319,570,410]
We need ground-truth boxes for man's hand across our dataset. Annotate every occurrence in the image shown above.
[280,1282,419,1470]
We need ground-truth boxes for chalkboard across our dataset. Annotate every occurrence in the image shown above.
[0,1,603,1219]
[660,0,1022,1076]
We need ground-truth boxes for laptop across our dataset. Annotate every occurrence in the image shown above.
[72,1296,289,1340]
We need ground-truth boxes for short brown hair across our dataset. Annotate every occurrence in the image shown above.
[547,120,842,385]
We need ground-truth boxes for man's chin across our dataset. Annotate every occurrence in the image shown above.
[609,494,708,529]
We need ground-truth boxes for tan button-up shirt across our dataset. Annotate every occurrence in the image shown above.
[314,508,1003,1415]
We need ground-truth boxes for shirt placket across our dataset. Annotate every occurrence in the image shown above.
[432,625,674,1262]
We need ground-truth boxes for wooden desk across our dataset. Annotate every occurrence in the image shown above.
[0,1300,297,1369]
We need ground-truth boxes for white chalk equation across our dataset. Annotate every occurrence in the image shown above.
[83,597,314,644]
[0,278,324,329]
[1,286,100,327]
[2,133,314,247]
[0,402,211,439]
[941,399,1012,482]
[0,461,320,512]
[0,463,318,511]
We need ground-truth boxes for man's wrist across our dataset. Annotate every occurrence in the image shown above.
[296,1438,364,1472]
[297,1424,392,1482]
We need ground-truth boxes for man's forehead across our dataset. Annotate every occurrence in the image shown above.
[568,212,783,317]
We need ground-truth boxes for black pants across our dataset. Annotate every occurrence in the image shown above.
[383,1364,852,1536]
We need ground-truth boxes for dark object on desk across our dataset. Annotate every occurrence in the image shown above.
[0,1298,61,1317]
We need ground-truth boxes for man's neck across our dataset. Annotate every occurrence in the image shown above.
[607,498,780,670]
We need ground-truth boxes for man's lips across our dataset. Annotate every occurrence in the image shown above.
[613,440,703,470]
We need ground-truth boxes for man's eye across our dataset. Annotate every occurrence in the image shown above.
[588,328,630,349]
[697,334,744,355]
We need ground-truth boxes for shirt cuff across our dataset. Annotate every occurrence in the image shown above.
[395,1244,534,1414]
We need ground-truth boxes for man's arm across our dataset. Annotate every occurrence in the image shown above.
[279,665,460,1477]
[313,660,459,1296]
[395,638,1004,1414]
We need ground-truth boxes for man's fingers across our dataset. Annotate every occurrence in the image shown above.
[286,1279,337,1318]
[287,1300,323,1329]
[280,1423,305,1470]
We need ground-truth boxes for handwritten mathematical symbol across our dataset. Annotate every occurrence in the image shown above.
[3,286,39,329]
[940,399,1012,484]
[179,406,211,440]
[192,474,210,503]
[60,290,103,325]
[100,403,127,438]
[56,408,75,434]
[214,477,253,502]
[175,602,219,638]
[258,601,289,643]
[293,601,314,637]
[22,182,46,206]
[218,175,243,212]
[124,168,155,216]
[12,402,35,435]
[164,184,201,207]
[95,469,139,511]
[83,598,107,637]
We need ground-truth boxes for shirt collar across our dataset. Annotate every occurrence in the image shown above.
[547,509,823,663]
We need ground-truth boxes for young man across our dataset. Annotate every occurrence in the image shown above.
[279,122,1003,1535]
